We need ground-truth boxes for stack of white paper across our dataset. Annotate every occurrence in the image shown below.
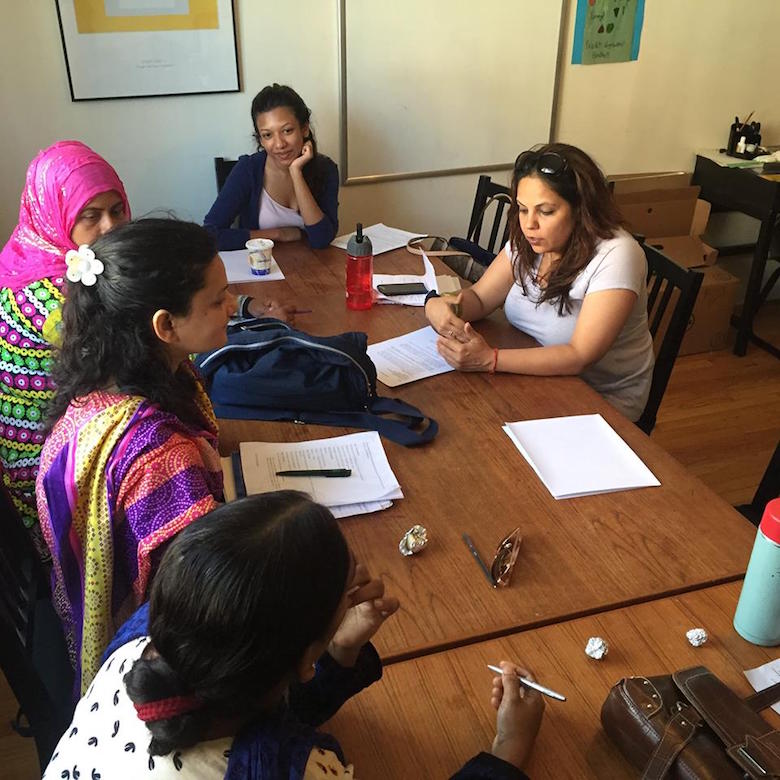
[331,223,422,255]
[367,326,454,387]
[237,431,402,518]
[373,253,439,307]
[503,414,660,499]
[219,249,285,283]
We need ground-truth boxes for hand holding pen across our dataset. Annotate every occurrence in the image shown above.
[489,661,545,772]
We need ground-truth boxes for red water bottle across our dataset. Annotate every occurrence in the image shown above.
[346,223,373,310]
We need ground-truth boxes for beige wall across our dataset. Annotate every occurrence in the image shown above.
[1,0,779,244]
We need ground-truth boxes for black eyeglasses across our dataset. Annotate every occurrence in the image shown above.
[515,149,569,178]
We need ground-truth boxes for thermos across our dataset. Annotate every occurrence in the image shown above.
[733,498,780,646]
[345,223,373,311]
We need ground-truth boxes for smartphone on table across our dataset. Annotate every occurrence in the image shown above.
[376,283,429,296]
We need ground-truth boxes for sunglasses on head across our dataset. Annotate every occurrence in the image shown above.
[515,149,569,178]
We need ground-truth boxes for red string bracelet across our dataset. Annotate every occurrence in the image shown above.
[134,695,202,722]
[489,348,499,374]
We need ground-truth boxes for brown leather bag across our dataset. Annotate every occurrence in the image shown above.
[601,666,780,779]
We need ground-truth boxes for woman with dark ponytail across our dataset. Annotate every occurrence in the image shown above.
[204,83,339,250]
[44,492,544,779]
[37,218,235,696]
[44,492,397,778]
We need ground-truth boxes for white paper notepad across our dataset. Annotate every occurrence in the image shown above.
[331,223,422,255]
[219,249,285,283]
[503,414,660,499]
[367,326,454,387]
[237,432,402,515]
[373,253,439,307]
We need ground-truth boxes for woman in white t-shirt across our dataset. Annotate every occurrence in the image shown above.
[425,143,654,421]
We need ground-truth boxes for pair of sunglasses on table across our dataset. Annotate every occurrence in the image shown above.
[463,528,523,588]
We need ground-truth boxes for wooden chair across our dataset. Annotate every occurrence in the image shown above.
[736,441,780,527]
[637,245,704,435]
[466,175,513,256]
[214,156,238,192]
[0,484,74,770]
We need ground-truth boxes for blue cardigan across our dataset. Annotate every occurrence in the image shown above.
[204,150,339,250]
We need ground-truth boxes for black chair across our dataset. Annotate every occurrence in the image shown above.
[691,154,780,357]
[214,156,238,192]
[466,175,513,255]
[736,441,780,527]
[0,484,74,771]
[637,245,704,435]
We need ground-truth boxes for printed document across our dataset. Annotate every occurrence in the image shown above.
[219,249,285,283]
[373,253,439,307]
[238,432,402,513]
[503,414,660,499]
[368,326,454,387]
[331,223,422,255]
[745,660,780,715]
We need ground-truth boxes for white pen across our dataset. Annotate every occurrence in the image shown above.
[487,664,567,702]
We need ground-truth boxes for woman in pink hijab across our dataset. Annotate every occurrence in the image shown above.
[0,140,130,558]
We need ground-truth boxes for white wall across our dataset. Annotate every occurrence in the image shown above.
[1,1,779,246]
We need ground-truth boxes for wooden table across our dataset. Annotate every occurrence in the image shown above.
[325,582,780,780]
[221,244,757,663]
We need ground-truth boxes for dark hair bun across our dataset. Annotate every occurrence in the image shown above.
[124,651,208,757]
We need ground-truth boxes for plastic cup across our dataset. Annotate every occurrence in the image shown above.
[246,238,274,276]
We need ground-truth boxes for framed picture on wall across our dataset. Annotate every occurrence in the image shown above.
[55,0,240,100]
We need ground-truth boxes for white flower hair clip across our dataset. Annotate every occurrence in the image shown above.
[65,245,104,287]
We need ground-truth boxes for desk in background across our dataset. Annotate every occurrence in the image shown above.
[326,581,779,780]
[693,153,780,358]
[221,244,757,664]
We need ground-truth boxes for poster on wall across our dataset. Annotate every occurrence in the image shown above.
[55,0,240,100]
[571,0,645,65]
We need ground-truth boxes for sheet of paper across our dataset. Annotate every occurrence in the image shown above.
[331,223,422,255]
[436,274,462,295]
[219,249,285,283]
[502,414,660,499]
[373,253,439,306]
[367,326,454,388]
[745,659,780,715]
[220,456,238,503]
[330,500,394,519]
[238,431,402,507]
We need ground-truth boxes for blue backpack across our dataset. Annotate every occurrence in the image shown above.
[195,319,438,446]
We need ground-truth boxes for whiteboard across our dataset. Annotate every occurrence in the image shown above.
[339,0,565,184]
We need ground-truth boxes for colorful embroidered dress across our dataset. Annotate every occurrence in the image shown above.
[0,277,64,549]
[0,141,129,556]
[37,370,223,694]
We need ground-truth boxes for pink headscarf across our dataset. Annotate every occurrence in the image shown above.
[0,140,130,291]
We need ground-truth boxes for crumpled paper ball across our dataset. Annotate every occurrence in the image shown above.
[399,524,428,556]
[585,636,609,660]
[686,628,708,647]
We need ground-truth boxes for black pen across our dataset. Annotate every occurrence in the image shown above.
[462,533,496,588]
[275,468,352,478]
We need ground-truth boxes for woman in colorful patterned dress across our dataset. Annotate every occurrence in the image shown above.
[0,140,130,557]
[37,218,234,695]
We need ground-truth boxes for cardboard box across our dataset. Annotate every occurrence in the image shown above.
[650,266,739,356]
[615,186,718,268]
[608,171,690,194]
[680,267,739,355]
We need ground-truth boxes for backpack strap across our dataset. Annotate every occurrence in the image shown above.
[210,398,438,447]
